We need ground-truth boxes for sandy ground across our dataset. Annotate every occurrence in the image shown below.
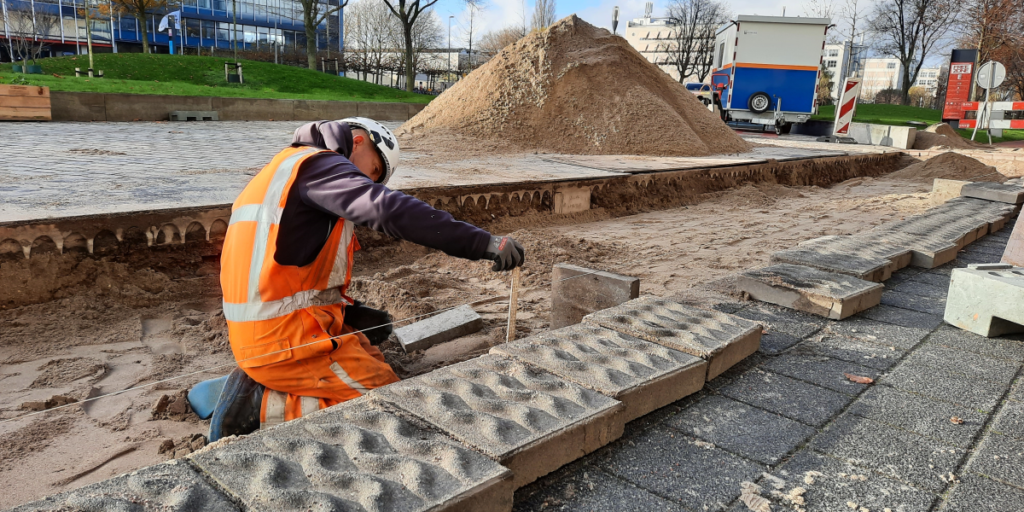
[0,172,938,508]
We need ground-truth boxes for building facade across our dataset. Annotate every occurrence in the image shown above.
[913,67,943,96]
[822,41,866,102]
[859,57,904,100]
[623,11,713,83]
[0,0,342,61]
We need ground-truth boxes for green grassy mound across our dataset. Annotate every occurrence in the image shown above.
[0,53,431,103]
[814,103,1022,144]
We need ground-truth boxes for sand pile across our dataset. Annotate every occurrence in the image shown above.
[399,15,749,157]
[912,123,978,150]
[889,152,1005,181]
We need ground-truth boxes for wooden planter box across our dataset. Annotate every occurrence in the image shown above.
[0,85,52,121]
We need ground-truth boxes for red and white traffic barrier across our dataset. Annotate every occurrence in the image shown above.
[833,79,861,135]
[959,101,1024,130]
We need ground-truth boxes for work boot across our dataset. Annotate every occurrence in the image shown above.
[208,367,264,442]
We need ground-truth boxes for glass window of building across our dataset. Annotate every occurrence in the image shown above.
[186,19,201,38]
[244,24,257,43]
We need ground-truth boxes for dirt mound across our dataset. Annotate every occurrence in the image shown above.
[399,15,749,157]
[889,152,1005,181]
[912,123,976,150]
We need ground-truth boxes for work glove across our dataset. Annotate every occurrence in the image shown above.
[484,235,526,272]
[345,300,393,346]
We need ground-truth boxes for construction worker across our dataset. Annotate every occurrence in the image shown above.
[207,118,525,440]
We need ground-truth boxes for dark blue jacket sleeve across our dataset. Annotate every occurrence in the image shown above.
[297,153,492,260]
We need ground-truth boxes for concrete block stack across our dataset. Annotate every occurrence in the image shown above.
[15,294,766,511]
[739,184,1021,319]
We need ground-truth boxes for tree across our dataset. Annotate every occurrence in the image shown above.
[868,0,962,104]
[3,6,59,66]
[345,0,397,83]
[804,0,841,43]
[478,26,525,55]
[381,0,441,92]
[299,0,348,69]
[111,0,167,54]
[907,85,929,106]
[460,0,483,72]
[404,9,444,86]
[665,0,729,83]
[531,0,556,30]
[818,63,835,104]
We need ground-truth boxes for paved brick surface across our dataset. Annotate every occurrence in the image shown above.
[504,219,1024,511]
[513,467,687,512]
[665,395,815,464]
[0,121,620,222]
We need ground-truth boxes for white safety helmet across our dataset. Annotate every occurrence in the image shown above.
[339,117,399,185]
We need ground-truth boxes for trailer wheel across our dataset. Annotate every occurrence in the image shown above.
[774,122,792,135]
[748,92,771,113]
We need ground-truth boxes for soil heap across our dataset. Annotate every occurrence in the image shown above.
[399,15,750,157]
[912,123,978,150]
[890,152,1005,181]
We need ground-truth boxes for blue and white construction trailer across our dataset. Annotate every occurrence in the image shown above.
[710,15,831,134]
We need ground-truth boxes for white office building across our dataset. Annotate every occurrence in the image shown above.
[860,57,904,100]
[623,6,713,83]
[822,41,866,102]
[913,67,943,96]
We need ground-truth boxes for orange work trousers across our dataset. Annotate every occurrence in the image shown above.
[234,308,400,428]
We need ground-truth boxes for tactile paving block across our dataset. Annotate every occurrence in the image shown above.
[371,354,624,489]
[11,459,239,512]
[771,244,890,282]
[582,296,761,380]
[737,264,884,319]
[190,396,514,512]
[491,324,706,422]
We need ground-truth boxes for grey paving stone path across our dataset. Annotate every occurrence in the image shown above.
[513,219,1024,512]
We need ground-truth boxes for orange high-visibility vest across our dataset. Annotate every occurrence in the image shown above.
[221,146,362,380]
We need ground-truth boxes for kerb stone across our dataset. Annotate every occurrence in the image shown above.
[944,264,1024,337]
[961,181,1024,205]
[551,263,639,328]
[582,296,761,380]
[1001,216,1024,267]
[491,324,706,422]
[395,304,483,353]
[736,264,883,319]
[371,354,624,489]
[191,396,513,512]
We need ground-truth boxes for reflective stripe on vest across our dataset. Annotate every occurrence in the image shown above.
[223,147,355,323]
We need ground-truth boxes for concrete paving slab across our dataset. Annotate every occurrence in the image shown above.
[881,361,1008,411]
[823,317,932,351]
[880,290,947,316]
[846,386,986,448]
[856,304,944,331]
[190,397,513,512]
[511,466,688,512]
[770,449,937,512]
[937,474,1024,512]
[582,297,761,380]
[491,324,706,422]
[370,354,624,489]
[770,246,890,282]
[926,325,1024,362]
[759,353,881,394]
[733,303,827,339]
[793,336,906,371]
[596,425,764,512]
[737,264,884,319]
[717,369,853,426]
[902,342,1020,386]
[961,181,1024,205]
[395,304,483,353]
[10,459,240,512]
[550,264,639,329]
[666,395,816,465]
[945,265,1024,337]
[963,432,1024,489]
[991,401,1024,441]
[811,414,964,492]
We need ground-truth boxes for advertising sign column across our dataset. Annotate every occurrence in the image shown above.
[941,49,979,127]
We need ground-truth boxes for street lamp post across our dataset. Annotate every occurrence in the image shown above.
[448,15,453,86]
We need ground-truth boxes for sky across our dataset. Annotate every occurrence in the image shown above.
[429,0,813,45]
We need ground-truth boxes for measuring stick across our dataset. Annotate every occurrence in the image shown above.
[505,267,521,343]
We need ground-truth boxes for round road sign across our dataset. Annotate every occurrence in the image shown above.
[976,61,1006,89]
